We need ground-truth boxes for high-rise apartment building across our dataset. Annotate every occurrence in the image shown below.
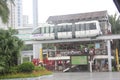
[0,0,23,29]
[15,0,23,28]
[23,15,29,26]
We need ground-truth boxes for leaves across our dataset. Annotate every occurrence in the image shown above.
[0,28,24,73]
[109,14,120,34]
[0,0,15,23]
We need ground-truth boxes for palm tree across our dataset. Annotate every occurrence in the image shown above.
[0,0,14,23]
[109,14,120,34]
[109,14,120,48]
[0,28,24,74]
[109,14,120,71]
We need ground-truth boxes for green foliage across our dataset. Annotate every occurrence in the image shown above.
[0,0,15,23]
[34,66,46,71]
[0,69,52,79]
[109,14,120,34]
[0,28,24,74]
[8,66,18,74]
[18,62,35,73]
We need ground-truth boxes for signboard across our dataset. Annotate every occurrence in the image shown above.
[71,56,88,65]
[95,43,100,49]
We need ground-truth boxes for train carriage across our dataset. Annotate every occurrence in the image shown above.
[32,24,55,40]
[31,20,102,40]
[57,23,73,39]
[74,20,102,38]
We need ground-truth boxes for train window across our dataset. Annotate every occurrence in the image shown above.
[75,24,80,31]
[66,25,72,31]
[61,26,63,32]
[44,27,46,33]
[32,28,41,34]
[79,24,82,31]
[81,24,84,31]
[89,23,96,30]
[62,25,66,32]
[58,26,62,32]
[50,27,54,33]
[41,27,45,33]
[46,27,49,33]
[86,23,90,30]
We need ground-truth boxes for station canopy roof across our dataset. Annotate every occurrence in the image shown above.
[46,10,108,24]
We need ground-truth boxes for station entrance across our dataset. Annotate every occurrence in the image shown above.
[41,40,113,72]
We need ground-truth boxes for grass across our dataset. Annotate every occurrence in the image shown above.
[0,69,52,79]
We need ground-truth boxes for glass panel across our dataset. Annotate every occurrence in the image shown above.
[90,23,96,30]
[46,27,49,33]
[86,23,90,30]
[33,28,40,34]
[44,27,46,33]
[50,27,54,33]
[81,24,84,31]
[58,26,62,32]
[66,25,72,31]
[62,25,66,32]
[79,24,81,31]
[75,24,79,31]
[41,27,44,33]
[70,25,72,31]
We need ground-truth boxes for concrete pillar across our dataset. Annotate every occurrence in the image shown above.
[107,40,112,71]
[54,45,57,70]
[33,43,43,61]
[89,61,93,72]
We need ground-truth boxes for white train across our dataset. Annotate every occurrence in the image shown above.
[31,20,102,40]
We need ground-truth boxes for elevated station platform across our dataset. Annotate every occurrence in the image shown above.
[24,34,120,44]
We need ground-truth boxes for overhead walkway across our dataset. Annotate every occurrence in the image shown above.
[24,34,120,44]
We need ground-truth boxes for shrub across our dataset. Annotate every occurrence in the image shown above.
[8,66,18,74]
[18,62,35,73]
[34,66,46,71]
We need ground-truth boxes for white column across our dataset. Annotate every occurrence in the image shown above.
[89,61,92,72]
[54,45,57,70]
[107,40,112,71]
[33,43,42,59]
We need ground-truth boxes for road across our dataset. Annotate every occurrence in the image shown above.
[38,72,120,80]
[5,72,120,80]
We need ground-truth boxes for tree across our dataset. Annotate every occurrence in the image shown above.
[109,14,120,48]
[109,14,120,34]
[0,0,14,23]
[0,28,24,74]
[109,14,120,71]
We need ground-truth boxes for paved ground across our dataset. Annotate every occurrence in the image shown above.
[5,72,120,80]
[39,72,120,80]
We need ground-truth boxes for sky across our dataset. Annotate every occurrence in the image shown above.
[22,0,118,24]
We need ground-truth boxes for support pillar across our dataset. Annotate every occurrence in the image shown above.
[54,45,57,70]
[107,40,112,71]
[115,48,119,71]
[33,43,43,62]
[89,61,93,72]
